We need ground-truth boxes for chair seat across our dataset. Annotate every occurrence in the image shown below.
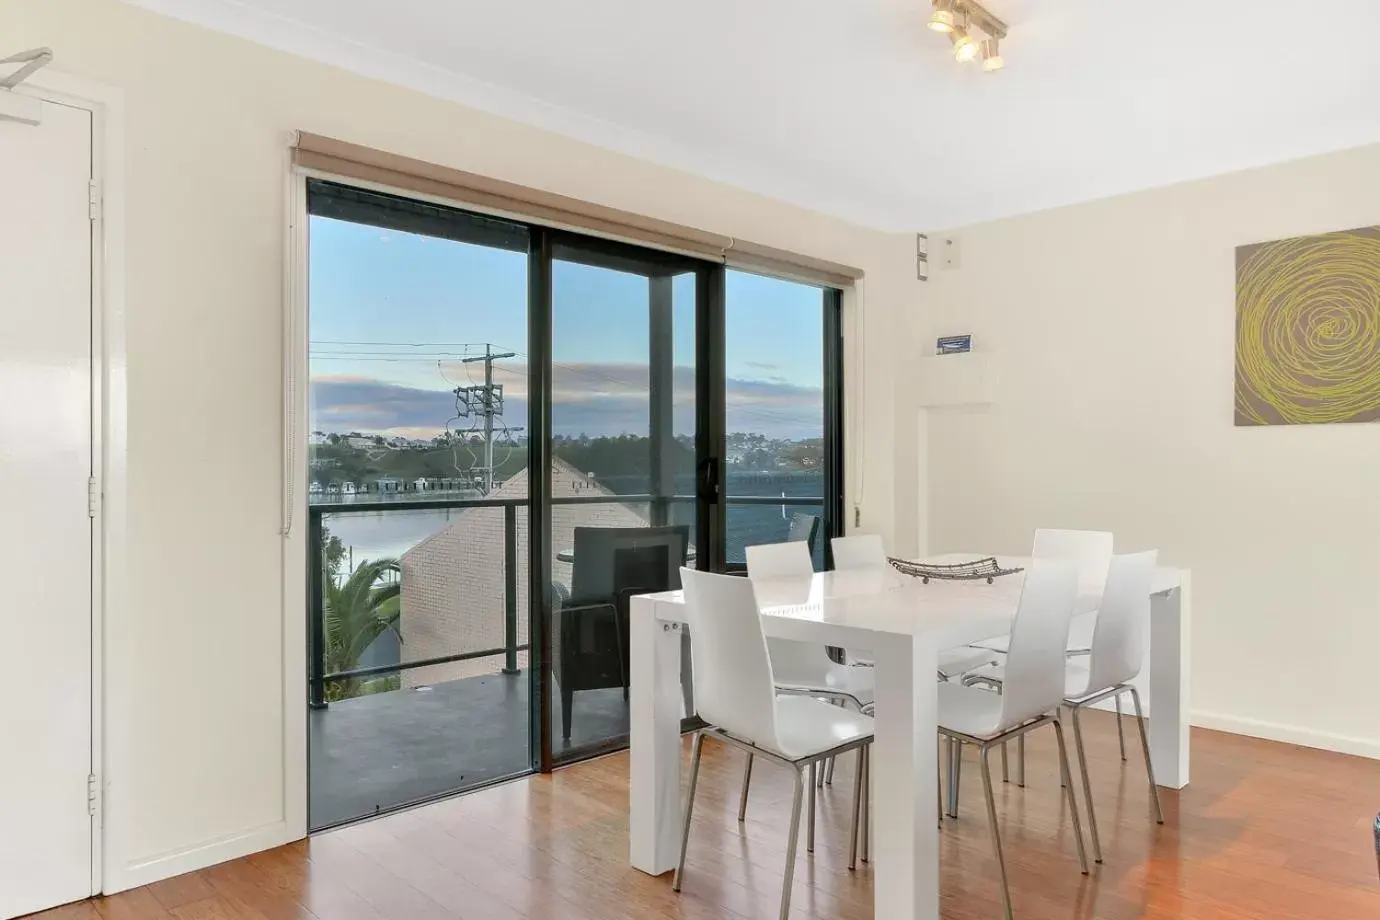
[971,610,1099,655]
[936,681,1008,739]
[852,647,995,680]
[752,694,874,761]
[966,661,1108,701]
[938,647,998,679]
[775,662,875,707]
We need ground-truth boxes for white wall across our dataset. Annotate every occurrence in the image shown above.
[920,143,1380,758]
[0,0,921,892]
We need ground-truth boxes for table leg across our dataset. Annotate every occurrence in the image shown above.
[870,637,940,920]
[630,598,686,874]
[1149,574,1190,789]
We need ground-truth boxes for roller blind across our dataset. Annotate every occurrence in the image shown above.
[292,132,863,289]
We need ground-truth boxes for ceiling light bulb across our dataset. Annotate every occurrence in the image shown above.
[980,37,1004,72]
[951,28,979,62]
[928,0,957,32]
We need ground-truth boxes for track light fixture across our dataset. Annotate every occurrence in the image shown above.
[979,37,1003,72]
[928,0,1007,72]
[928,0,957,32]
[950,22,979,62]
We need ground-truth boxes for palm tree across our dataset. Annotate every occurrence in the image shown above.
[324,558,402,701]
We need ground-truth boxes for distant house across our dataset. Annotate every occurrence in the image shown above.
[398,458,647,687]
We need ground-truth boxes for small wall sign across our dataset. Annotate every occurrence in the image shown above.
[937,334,973,355]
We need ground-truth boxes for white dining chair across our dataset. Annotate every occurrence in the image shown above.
[967,551,1164,862]
[743,540,873,806]
[831,534,997,680]
[829,532,886,570]
[937,560,1090,919]
[974,529,1114,656]
[674,568,874,920]
[971,528,1114,783]
[746,541,874,706]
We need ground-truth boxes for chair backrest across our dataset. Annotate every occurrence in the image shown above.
[831,534,886,571]
[680,567,778,745]
[569,525,689,604]
[745,540,815,579]
[1032,528,1114,591]
[787,512,821,553]
[1084,550,1158,692]
[746,540,834,685]
[996,560,1080,730]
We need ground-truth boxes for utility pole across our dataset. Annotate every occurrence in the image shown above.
[457,344,517,494]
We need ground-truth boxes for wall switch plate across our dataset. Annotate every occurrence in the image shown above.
[940,236,961,271]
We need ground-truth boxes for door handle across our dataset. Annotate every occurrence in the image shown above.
[697,458,720,502]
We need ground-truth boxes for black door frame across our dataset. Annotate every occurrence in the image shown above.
[302,180,844,781]
[535,229,717,768]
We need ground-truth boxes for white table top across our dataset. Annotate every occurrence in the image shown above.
[640,554,1184,652]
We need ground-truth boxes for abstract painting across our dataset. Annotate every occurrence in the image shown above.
[1235,225,1380,426]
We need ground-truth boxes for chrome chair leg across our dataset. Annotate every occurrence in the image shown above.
[945,736,962,818]
[1069,705,1103,863]
[978,744,1015,920]
[738,753,753,823]
[860,746,870,863]
[780,767,806,920]
[825,756,835,786]
[1016,734,1025,787]
[1114,692,1127,762]
[807,762,817,853]
[850,745,866,869]
[673,732,705,892]
[1051,718,1092,875]
[937,743,944,826]
[1001,740,1009,783]
[1128,686,1164,824]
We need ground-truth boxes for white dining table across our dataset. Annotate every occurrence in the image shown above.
[628,554,1190,920]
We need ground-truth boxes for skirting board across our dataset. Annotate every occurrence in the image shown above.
[104,820,296,894]
[1190,709,1380,760]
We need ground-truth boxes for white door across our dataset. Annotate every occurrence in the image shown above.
[0,95,96,918]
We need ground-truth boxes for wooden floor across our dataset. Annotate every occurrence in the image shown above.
[36,712,1380,920]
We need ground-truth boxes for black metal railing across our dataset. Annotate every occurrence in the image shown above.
[308,495,539,708]
[307,492,824,707]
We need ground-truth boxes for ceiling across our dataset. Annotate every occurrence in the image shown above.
[127,0,1380,230]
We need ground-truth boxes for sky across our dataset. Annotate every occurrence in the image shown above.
[309,215,826,440]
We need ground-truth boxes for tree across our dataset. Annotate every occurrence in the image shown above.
[324,557,402,701]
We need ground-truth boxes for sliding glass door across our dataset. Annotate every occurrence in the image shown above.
[541,233,709,762]
[305,181,534,829]
[304,179,843,821]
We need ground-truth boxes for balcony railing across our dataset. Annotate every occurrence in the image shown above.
[307,492,824,708]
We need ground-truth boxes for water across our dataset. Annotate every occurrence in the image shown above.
[317,471,826,570]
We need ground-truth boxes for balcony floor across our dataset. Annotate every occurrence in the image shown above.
[308,669,630,829]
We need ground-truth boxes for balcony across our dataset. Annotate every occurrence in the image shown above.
[306,478,825,830]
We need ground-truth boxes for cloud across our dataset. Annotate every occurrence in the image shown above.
[311,363,823,439]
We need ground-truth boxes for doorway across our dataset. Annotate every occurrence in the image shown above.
[300,179,845,825]
[0,94,97,918]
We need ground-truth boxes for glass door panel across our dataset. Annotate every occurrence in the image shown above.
[546,235,704,761]
[305,181,532,829]
[723,270,838,571]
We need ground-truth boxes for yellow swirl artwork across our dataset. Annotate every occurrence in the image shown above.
[1235,225,1380,426]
